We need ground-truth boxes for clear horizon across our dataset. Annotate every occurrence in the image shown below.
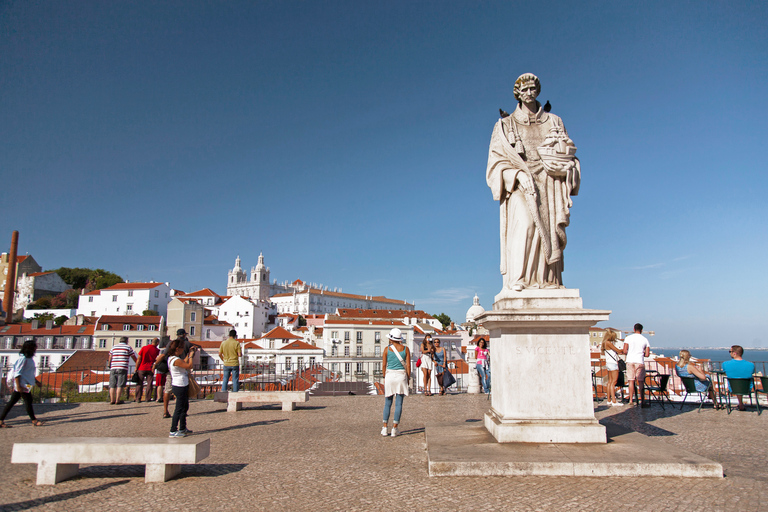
[2,2,766,347]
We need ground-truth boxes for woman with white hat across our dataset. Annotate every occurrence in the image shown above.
[381,327,411,437]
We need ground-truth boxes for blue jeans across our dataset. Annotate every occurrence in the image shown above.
[222,366,240,392]
[383,394,404,424]
[476,363,491,393]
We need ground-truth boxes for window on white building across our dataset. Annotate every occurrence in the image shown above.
[1,356,8,367]
[101,325,109,331]
[285,357,292,370]
[123,325,131,331]
[148,325,156,331]
[126,304,133,311]
[374,331,381,343]
[137,325,144,331]
[298,357,304,368]
[331,345,338,356]
[344,346,350,357]
[153,304,158,312]
[309,357,315,366]
[356,362,363,373]
[356,332,363,343]
[356,346,362,357]
[345,363,351,374]
[206,329,211,339]
[135,339,143,348]
[40,356,49,368]
[374,345,381,357]
[112,295,117,302]
[154,290,159,298]
[190,326,195,336]
[331,331,338,339]
[88,296,93,302]
[99,339,107,348]
[128,291,133,297]
[190,312,196,322]
[344,331,350,342]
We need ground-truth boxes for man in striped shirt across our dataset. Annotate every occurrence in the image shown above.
[108,336,137,405]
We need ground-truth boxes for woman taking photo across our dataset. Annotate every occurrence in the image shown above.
[433,338,447,395]
[381,328,410,437]
[602,330,623,406]
[420,334,435,396]
[475,338,491,394]
[168,339,196,437]
[675,350,720,409]
[1,340,43,427]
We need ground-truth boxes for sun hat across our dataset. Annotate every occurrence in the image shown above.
[388,328,404,343]
[176,328,187,336]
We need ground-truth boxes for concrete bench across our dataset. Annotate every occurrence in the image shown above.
[11,437,210,485]
[214,390,309,412]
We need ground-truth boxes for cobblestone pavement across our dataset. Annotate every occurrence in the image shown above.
[0,394,766,511]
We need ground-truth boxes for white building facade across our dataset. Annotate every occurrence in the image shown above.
[77,282,172,318]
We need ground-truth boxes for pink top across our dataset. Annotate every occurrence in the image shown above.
[475,347,489,363]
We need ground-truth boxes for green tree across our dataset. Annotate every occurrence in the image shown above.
[54,315,68,326]
[50,267,123,291]
[142,310,157,316]
[26,297,52,310]
[298,315,307,327]
[432,313,452,330]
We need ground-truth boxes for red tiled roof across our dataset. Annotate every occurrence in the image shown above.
[243,341,264,349]
[258,326,302,340]
[182,288,221,297]
[57,350,109,370]
[98,315,162,324]
[324,319,408,326]
[0,324,95,335]
[280,340,321,351]
[102,282,164,290]
[16,255,29,263]
[271,290,410,306]
[335,308,433,320]
[83,290,101,296]
[292,279,305,286]
[28,271,53,277]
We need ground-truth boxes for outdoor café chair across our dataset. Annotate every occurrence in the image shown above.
[645,374,672,410]
[758,376,768,404]
[679,376,712,413]
[725,377,761,415]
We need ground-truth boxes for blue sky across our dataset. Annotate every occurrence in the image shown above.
[2,1,766,347]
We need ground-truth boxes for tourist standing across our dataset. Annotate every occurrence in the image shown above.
[168,339,196,437]
[154,330,196,419]
[381,328,410,437]
[420,334,435,396]
[722,345,756,412]
[433,338,447,395]
[0,340,43,427]
[622,323,650,408]
[475,338,491,394]
[108,336,137,405]
[135,338,160,402]
[219,329,242,392]
[602,330,623,406]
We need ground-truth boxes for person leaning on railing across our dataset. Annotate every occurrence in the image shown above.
[675,350,720,409]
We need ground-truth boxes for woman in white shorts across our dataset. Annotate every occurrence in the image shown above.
[420,335,435,396]
[602,330,623,406]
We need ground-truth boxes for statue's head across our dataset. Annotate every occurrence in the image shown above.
[513,73,540,104]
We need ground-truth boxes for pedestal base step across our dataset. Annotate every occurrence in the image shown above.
[426,422,722,478]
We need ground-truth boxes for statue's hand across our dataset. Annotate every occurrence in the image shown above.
[502,170,516,193]
[516,173,535,196]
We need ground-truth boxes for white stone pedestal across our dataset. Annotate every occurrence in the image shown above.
[477,289,609,444]
[466,344,481,394]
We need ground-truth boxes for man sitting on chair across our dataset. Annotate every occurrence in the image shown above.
[722,345,755,412]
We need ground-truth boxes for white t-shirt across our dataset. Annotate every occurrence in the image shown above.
[624,333,650,364]
[169,356,189,387]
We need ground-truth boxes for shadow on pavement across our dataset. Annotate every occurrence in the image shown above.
[198,418,288,434]
[0,479,130,510]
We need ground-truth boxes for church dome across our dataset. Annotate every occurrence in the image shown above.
[465,294,485,323]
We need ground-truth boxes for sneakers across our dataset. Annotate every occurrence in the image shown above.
[380,426,388,437]
[390,427,399,437]
[169,431,186,438]
[611,401,623,407]
[180,428,193,435]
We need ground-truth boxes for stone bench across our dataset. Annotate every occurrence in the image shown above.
[11,437,210,485]
[214,390,309,412]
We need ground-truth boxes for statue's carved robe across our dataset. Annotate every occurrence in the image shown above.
[486,105,580,290]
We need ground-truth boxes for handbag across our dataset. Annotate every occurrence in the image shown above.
[131,371,141,384]
[442,368,456,388]
[607,351,626,372]
[416,357,422,368]
[188,376,201,398]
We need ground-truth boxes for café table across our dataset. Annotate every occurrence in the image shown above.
[709,369,727,407]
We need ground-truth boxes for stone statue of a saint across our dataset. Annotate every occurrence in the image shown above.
[486,73,581,293]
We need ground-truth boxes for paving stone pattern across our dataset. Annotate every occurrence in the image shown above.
[0,395,766,511]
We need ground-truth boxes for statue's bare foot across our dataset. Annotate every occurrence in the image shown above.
[513,284,524,292]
